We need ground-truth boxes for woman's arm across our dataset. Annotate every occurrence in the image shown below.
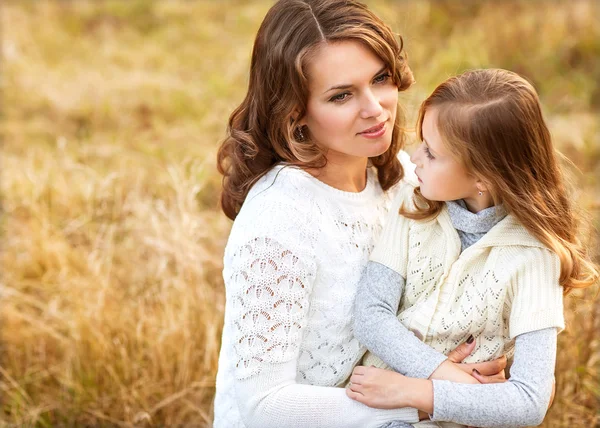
[229,237,418,428]
[235,360,418,428]
[348,328,557,428]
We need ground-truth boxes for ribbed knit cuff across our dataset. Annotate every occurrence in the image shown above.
[510,308,565,338]
[375,407,420,425]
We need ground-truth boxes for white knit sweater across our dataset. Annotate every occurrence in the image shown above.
[213,157,420,428]
[363,183,565,370]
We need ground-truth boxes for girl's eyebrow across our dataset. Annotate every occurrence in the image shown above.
[423,138,439,157]
[322,65,388,94]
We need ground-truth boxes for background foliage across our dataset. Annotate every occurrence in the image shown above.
[2,1,598,426]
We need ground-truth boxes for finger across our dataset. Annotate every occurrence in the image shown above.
[350,374,363,385]
[472,369,507,384]
[447,335,476,363]
[549,379,556,408]
[485,370,506,381]
[353,366,366,375]
[465,355,507,376]
[346,387,364,401]
[349,382,363,393]
[495,355,508,370]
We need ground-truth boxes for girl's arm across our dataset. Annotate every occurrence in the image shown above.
[429,327,556,427]
[354,261,505,383]
[354,261,447,378]
[229,237,419,428]
[348,328,557,428]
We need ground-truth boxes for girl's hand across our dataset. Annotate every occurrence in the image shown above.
[445,336,508,380]
[346,366,413,409]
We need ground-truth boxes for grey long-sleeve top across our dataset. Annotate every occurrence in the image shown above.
[354,201,558,427]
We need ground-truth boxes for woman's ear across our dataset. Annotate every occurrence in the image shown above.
[292,108,306,126]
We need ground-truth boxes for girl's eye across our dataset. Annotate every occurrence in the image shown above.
[424,146,435,160]
[374,72,391,84]
[330,92,351,103]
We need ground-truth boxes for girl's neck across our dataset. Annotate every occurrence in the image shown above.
[305,155,369,193]
[463,194,495,213]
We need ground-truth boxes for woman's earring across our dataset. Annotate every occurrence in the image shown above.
[297,126,305,141]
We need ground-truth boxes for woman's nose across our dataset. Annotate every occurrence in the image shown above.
[360,91,383,119]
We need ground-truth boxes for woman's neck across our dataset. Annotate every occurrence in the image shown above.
[305,155,369,193]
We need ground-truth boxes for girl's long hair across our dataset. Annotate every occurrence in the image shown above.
[217,0,414,220]
[403,69,598,294]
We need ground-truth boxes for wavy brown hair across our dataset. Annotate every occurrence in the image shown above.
[402,69,598,293]
[217,0,414,220]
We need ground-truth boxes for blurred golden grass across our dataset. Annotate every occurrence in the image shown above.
[1,1,599,426]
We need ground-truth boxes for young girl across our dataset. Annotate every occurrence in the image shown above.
[347,69,599,427]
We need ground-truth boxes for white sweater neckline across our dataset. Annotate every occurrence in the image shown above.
[273,163,378,202]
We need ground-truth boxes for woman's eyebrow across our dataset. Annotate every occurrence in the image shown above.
[322,65,388,94]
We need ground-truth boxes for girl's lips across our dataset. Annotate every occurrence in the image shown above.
[359,122,386,138]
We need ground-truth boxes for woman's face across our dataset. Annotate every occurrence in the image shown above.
[300,40,399,162]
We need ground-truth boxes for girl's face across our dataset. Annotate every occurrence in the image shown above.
[411,107,492,212]
[299,40,399,162]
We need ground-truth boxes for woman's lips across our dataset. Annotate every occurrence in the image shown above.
[358,122,386,138]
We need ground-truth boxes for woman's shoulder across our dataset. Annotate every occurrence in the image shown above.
[225,166,321,258]
[231,165,318,235]
[243,165,317,213]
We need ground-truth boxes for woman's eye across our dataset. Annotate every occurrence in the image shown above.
[374,73,391,84]
[330,92,350,103]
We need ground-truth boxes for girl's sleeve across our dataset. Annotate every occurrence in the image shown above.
[431,327,557,427]
[354,184,448,379]
[353,261,447,378]
[228,231,418,428]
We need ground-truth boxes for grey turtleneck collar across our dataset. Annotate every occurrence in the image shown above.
[445,200,507,251]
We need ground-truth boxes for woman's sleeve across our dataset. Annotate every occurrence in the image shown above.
[228,233,419,428]
[431,327,557,427]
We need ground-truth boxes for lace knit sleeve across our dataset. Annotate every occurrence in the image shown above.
[228,231,419,428]
[229,234,317,380]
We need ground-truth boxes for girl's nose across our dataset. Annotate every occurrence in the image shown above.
[410,144,422,167]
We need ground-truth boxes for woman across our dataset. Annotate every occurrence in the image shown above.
[213,1,504,427]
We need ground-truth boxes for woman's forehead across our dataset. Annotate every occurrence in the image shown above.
[306,41,385,93]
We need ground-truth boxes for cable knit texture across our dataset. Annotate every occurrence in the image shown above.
[363,183,565,373]
[213,158,420,428]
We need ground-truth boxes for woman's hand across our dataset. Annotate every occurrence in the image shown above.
[346,366,434,412]
[346,366,409,409]
[346,366,432,410]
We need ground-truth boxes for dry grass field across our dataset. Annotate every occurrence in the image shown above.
[1,1,599,426]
